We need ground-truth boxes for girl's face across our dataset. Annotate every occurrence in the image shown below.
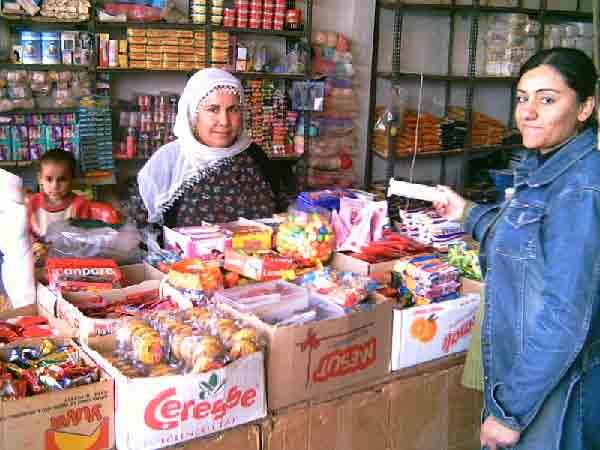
[515,64,594,151]
[39,161,73,205]
[194,90,242,148]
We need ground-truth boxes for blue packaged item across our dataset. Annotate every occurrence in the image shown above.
[21,31,42,64]
[297,189,357,211]
[41,32,61,64]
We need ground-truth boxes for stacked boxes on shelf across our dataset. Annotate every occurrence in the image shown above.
[0,112,79,161]
[191,0,224,24]
[481,13,539,77]
[243,79,298,157]
[223,0,288,30]
[0,70,92,112]
[78,96,114,173]
[108,28,207,71]
[16,30,92,65]
[482,14,593,76]
[211,31,230,68]
[544,22,593,59]
[114,93,178,160]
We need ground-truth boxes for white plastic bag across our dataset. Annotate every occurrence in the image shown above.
[0,169,35,308]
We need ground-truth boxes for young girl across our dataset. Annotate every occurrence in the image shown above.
[27,149,93,240]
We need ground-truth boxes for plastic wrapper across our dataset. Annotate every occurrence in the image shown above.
[112,307,259,375]
[296,267,379,308]
[45,221,142,265]
[275,206,335,267]
[332,197,388,253]
[47,257,123,293]
[445,244,483,281]
[0,340,99,398]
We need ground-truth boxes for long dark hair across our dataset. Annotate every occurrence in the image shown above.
[518,47,597,128]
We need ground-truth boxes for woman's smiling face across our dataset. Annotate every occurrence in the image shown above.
[194,89,242,148]
[515,64,594,150]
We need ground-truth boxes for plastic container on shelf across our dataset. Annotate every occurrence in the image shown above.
[21,31,42,64]
[41,32,61,65]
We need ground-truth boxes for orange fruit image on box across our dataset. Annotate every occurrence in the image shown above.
[45,417,110,450]
[409,315,438,343]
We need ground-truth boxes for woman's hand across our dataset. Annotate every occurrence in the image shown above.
[432,185,467,221]
[480,416,520,450]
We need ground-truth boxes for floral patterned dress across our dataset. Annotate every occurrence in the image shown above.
[125,146,278,228]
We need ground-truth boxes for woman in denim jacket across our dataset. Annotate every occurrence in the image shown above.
[435,48,600,450]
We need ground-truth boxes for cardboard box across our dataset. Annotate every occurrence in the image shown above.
[83,335,267,450]
[262,357,481,450]
[40,263,166,338]
[219,298,393,411]
[57,279,162,337]
[390,294,480,371]
[163,424,260,450]
[331,252,400,276]
[37,262,166,318]
[0,338,115,450]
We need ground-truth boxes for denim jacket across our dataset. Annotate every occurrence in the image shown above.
[465,128,600,450]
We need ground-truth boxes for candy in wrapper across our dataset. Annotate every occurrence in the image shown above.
[40,374,63,391]
[8,348,34,368]
[22,369,43,394]
[6,363,24,377]
[39,339,56,357]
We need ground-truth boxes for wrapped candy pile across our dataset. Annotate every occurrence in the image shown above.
[0,339,100,400]
[296,267,379,308]
[276,207,335,267]
[394,254,461,305]
[398,208,464,252]
[106,307,260,378]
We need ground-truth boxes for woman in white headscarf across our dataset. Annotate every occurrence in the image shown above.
[125,68,289,227]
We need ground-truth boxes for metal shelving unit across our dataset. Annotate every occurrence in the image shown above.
[365,0,593,190]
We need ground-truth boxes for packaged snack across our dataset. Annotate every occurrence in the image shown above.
[46,258,123,293]
[275,208,335,267]
[296,267,378,307]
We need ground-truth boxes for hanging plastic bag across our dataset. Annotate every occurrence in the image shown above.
[0,169,35,308]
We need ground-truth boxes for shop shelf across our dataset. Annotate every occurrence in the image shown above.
[0,107,78,115]
[1,17,89,30]
[377,71,517,82]
[216,26,305,38]
[0,63,90,70]
[93,20,202,30]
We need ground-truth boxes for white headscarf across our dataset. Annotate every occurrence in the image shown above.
[138,68,252,223]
